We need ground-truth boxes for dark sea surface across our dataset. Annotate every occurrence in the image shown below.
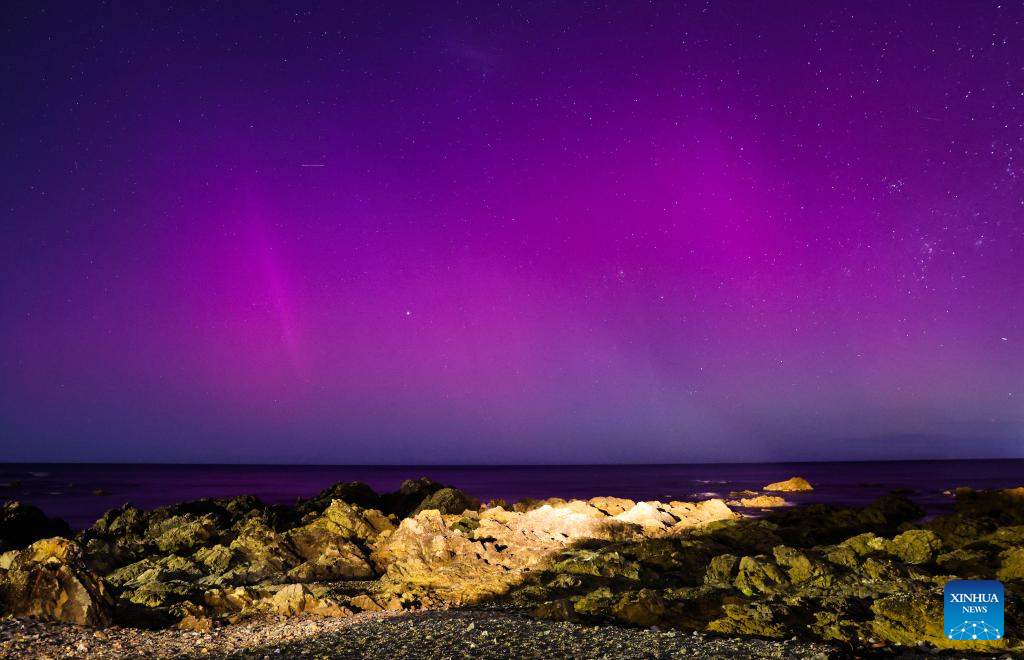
[1,460,1021,530]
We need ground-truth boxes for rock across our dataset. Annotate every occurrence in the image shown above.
[0,502,72,552]
[268,584,350,617]
[550,549,641,580]
[704,554,739,587]
[728,495,787,508]
[665,499,737,532]
[348,593,383,612]
[611,589,667,627]
[531,598,577,621]
[997,547,1024,581]
[936,548,989,577]
[372,503,644,604]
[734,554,788,595]
[220,519,301,585]
[175,614,214,632]
[885,529,941,565]
[772,546,834,588]
[0,537,114,626]
[763,477,814,492]
[574,586,616,616]
[410,488,481,517]
[707,602,787,637]
[150,514,220,554]
[613,502,677,531]
[296,481,381,516]
[588,497,636,516]
[869,591,1002,651]
[841,532,886,556]
[286,500,391,581]
[380,478,446,518]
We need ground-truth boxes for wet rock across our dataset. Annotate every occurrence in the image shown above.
[763,477,813,492]
[0,537,113,626]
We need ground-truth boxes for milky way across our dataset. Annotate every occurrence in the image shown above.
[1,2,1022,463]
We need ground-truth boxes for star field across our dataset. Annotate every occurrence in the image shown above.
[1,2,1022,463]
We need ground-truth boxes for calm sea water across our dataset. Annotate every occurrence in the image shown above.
[1,460,1021,530]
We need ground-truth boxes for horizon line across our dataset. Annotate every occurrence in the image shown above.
[2,456,1022,468]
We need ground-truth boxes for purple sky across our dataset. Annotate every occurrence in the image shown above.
[2,2,1022,464]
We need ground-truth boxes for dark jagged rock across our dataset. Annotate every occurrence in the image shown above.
[379,478,446,518]
[0,501,73,552]
[410,487,480,517]
[295,481,381,518]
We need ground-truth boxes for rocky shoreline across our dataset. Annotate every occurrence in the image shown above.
[1,476,1023,657]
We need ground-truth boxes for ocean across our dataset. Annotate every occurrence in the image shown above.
[1,460,1021,530]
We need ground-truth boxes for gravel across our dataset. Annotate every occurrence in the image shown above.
[0,609,968,659]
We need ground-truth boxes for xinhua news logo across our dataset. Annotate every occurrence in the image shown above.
[944,579,1004,642]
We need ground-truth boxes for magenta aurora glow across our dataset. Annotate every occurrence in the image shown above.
[1,2,1022,464]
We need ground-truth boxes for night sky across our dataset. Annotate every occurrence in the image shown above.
[2,2,1022,464]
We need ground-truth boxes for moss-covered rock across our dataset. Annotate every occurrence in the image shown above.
[704,554,739,588]
[610,589,667,627]
[997,547,1024,581]
[707,601,787,637]
[734,555,788,596]
[885,529,941,565]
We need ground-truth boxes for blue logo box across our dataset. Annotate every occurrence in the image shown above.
[944,579,1004,641]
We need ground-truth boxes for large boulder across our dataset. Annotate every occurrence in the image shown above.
[763,477,814,492]
[373,503,646,603]
[0,502,72,552]
[0,537,113,626]
[286,500,392,581]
